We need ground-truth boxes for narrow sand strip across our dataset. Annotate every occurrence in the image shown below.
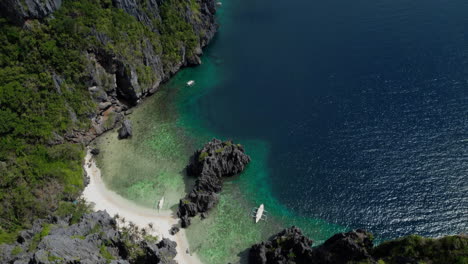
[81,148,201,264]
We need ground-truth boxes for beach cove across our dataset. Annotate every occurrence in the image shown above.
[86,0,468,263]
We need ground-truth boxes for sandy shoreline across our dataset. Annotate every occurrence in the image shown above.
[81,148,202,264]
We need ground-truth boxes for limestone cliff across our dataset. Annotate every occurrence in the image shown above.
[0,0,62,24]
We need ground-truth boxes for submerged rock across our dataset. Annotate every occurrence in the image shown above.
[118,119,133,139]
[178,139,251,227]
[91,148,100,155]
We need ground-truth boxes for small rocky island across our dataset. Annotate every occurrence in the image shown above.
[249,226,468,264]
[0,211,177,264]
[178,138,251,227]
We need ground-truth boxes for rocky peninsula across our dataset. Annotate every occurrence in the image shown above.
[178,139,251,227]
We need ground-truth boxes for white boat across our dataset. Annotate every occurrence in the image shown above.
[158,196,164,210]
[186,80,195,86]
[216,1,222,6]
[255,204,264,223]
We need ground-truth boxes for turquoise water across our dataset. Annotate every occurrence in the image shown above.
[95,3,345,261]
[95,53,344,263]
[96,0,468,263]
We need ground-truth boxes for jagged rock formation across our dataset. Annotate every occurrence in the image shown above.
[0,211,177,264]
[178,139,251,227]
[249,226,468,264]
[0,0,62,24]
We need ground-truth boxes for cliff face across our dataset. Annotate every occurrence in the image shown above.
[0,0,62,24]
[249,226,468,264]
[65,0,218,143]
[1,0,217,144]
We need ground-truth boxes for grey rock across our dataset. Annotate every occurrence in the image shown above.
[1,211,178,264]
[118,119,132,139]
[249,227,375,264]
[0,0,62,24]
[112,0,161,31]
[99,102,113,110]
[91,148,100,155]
[178,139,250,226]
[169,226,180,235]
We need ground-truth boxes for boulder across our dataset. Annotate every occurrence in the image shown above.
[169,226,180,235]
[118,119,133,139]
[91,148,100,155]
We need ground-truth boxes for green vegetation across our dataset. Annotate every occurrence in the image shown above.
[47,253,64,262]
[199,151,209,161]
[215,147,225,153]
[0,229,20,244]
[89,224,102,235]
[11,246,22,256]
[0,0,206,239]
[28,223,52,251]
[100,243,115,262]
[373,234,468,264]
[159,0,200,69]
[71,235,86,240]
[55,198,93,225]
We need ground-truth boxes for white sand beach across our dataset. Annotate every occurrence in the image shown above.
[81,148,202,264]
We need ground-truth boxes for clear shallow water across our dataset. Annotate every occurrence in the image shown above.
[96,0,468,263]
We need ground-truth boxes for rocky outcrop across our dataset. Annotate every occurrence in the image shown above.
[249,227,468,264]
[178,139,251,227]
[118,119,133,139]
[249,227,315,264]
[0,0,62,25]
[0,211,177,264]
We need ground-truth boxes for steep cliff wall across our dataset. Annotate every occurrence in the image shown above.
[0,0,62,24]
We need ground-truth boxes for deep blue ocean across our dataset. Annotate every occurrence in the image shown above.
[193,0,468,239]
